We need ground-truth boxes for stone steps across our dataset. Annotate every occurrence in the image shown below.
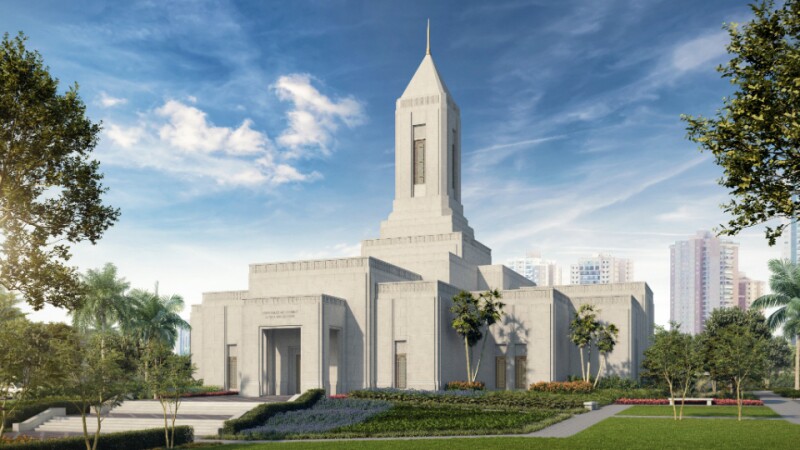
[36,417,222,436]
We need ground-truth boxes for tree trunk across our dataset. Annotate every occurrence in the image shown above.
[795,335,799,390]
[667,378,677,420]
[80,410,91,450]
[579,346,586,382]
[464,336,472,382]
[679,376,692,421]
[92,406,102,450]
[594,355,606,388]
[170,397,180,449]
[472,327,490,383]
[736,378,743,421]
[161,398,170,448]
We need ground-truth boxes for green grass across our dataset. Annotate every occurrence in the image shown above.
[616,405,779,417]
[198,418,800,449]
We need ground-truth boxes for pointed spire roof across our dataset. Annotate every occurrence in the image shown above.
[401,21,452,99]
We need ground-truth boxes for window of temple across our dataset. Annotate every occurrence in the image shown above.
[413,125,426,186]
[515,356,527,389]
[227,344,238,391]
[495,356,507,389]
[452,128,457,190]
[395,340,407,389]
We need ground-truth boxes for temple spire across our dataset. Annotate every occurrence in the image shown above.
[426,19,431,55]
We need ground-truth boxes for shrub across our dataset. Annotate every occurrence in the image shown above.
[772,387,800,398]
[181,390,238,398]
[0,426,192,450]
[595,376,641,390]
[616,398,671,405]
[529,381,593,393]
[220,389,325,435]
[2,398,87,429]
[444,381,485,391]
[712,399,764,406]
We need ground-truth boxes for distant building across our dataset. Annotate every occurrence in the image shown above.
[569,254,633,285]
[176,326,191,356]
[782,218,798,264]
[670,231,739,335]
[738,273,766,310]
[506,251,562,286]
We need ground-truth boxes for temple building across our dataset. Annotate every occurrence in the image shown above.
[190,27,654,396]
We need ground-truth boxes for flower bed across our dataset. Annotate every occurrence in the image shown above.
[615,398,764,406]
[529,381,593,393]
[241,397,391,438]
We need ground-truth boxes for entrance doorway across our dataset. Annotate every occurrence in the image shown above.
[261,328,301,396]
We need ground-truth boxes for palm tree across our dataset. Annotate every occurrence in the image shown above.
[126,289,189,350]
[70,263,131,334]
[0,287,26,322]
[751,259,800,390]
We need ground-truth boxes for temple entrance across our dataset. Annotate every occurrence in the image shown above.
[261,328,302,396]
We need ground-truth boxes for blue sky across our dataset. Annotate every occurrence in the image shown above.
[1,0,786,326]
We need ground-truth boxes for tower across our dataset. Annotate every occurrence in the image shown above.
[361,22,491,289]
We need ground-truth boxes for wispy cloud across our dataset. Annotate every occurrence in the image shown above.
[98,91,127,108]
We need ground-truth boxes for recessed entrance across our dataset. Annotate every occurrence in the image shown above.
[261,328,301,396]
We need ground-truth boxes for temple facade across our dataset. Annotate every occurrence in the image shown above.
[190,30,654,396]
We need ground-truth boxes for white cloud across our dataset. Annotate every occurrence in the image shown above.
[98,91,128,108]
[273,74,364,157]
[106,123,144,148]
[671,32,728,72]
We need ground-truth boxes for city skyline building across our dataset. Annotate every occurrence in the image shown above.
[782,217,798,264]
[738,273,765,310]
[670,230,739,334]
[506,251,562,286]
[569,253,633,285]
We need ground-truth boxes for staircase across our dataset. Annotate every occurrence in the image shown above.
[33,397,285,437]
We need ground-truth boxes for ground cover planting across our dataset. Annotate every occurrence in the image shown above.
[773,388,800,398]
[201,418,800,450]
[616,405,779,417]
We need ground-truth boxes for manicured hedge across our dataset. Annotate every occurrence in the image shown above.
[2,399,86,429]
[773,388,800,398]
[0,426,193,450]
[220,389,325,435]
[529,381,593,393]
[444,381,485,391]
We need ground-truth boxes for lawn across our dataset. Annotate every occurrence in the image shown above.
[616,405,780,417]
[198,418,800,449]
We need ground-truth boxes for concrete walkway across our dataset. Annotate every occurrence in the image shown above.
[529,404,630,437]
[755,390,800,424]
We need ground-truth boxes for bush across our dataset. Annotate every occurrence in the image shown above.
[713,399,764,406]
[181,390,238,398]
[0,426,192,450]
[772,387,800,398]
[220,389,325,435]
[596,376,641,390]
[2,398,86,429]
[444,381,485,391]
[616,398,670,405]
[529,381,593,393]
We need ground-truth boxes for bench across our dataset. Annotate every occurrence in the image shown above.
[669,397,713,406]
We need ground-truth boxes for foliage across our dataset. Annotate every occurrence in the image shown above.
[569,304,600,382]
[641,323,702,420]
[57,332,135,450]
[0,321,73,436]
[70,263,130,335]
[240,397,391,438]
[125,289,189,349]
[0,32,119,311]
[0,288,25,323]
[443,381,485,391]
[764,336,793,387]
[529,381,593,393]
[221,389,325,435]
[0,426,192,450]
[751,259,800,389]
[772,387,800,397]
[594,323,619,387]
[681,0,800,244]
[142,344,195,448]
[595,375,641,390]
[449,290,504,383]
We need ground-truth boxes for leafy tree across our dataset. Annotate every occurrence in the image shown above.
[642,323,701,420]
[0,287,25,322]
[0,32,120,311]
[751,258,800,389]
[569,304,600,382]
[70,263,131,335]
[682,0,800,244]
[594,323,619,387]
[764,336,793,387]
[0,320,72,436]
[450,289,505,383]
[705,324,768,421]
[58,332,133,450]
[142,344,195,448]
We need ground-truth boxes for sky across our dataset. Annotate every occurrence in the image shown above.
[1,0,788,327]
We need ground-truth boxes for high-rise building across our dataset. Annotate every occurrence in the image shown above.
[506,251,562,286]
[782,217,798,264]
[569,253,633,285]
[176,326,191,356]
[738,273,766,310]
[670,230,740,334]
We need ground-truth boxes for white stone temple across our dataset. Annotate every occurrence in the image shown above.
[190,27,654,397]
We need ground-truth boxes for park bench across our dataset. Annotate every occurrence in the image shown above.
[668,397,713,406]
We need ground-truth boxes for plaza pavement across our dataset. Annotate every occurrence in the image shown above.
[755,390,800,424]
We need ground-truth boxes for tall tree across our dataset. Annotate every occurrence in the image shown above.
[681,0,800,244]
[642,323,701,420]
[70,263,131,335]
[127,289,190,350]
[764,336,793,388]
[142,344,195,449]
[0,32,120,311]
[0,287,25,322]
[569,304,600,382]
[752,259,800,389]
[450,290,505,383]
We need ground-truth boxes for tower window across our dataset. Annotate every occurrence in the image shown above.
[452,129,457,190]
[414,139,425,185]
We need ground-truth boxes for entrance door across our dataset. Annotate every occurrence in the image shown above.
[295,353,301,394]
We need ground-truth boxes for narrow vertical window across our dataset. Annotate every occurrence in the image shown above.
[452,129,457,190]
[515,356,527,389]
[495,356,507,389]
[413,139,425,185]
[395,340,407,389]
[227,344,238,391]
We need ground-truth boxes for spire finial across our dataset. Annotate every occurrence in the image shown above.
[426,19,431,55]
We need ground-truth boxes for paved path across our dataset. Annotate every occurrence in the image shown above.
[755,390,800,424]
[529,404,630,437]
